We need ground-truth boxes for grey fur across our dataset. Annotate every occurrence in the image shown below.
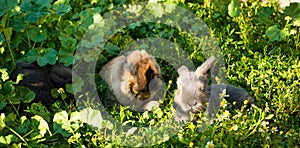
[174,56,255,122]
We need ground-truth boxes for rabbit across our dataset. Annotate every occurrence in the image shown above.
[174,56,255,122]
[10,62,72,106]
[99,50,163,112]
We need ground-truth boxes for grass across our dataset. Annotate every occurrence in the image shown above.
[0,0,299,147]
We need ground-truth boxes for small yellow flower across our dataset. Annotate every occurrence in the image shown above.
[264,106,270,112]
[220,100,227,108]
[290,29,297,35]
[261,121,269,130]
[223,110,230,119]
[233,101,236,106]
[233,124,238,131]
[279,131,284,135]
[271,127,278,133]
[206,141,214,148]
[189,142,194,147]
[284,16,292,21]
[218,115,224,121]
[57,88,65,94]
[261,121,269,127]
[243,100,248,105]
[178,133,183,139]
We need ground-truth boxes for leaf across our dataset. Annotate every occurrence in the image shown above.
[101,120,113,130]
[3,81,15,95]
[284,3,300,26]
[76,7,101,28]
[0,0,18,17]
[27,103,51,122]
[0,113,5,131]
[20,0,32,12]
[37,48,57,66]
[72,76,84,94]
[53,111,80,137]
[10,17,26,32]
[15,86,35,103]
[51,89,59,99]
[79,108,103,129]
[104,42,120,56]
[25,49,39,63]
[53,4,71,16]
[24,12,48,23]
[58,54,74,66]
[255,6,274,25]
[16,86,35,103]
[20,0,50,23]
[69,112,82,131]
[53,111,72,135]
[66,84,73,94]
[6,113,16,125]
[26,48,58,66]
[3,27,12,42]
[31,115,51,137]
[280,27,289,40]
[21,0,51,23]
[0,135,16,145]
[11,35,22,49]
[53,111,69,125]
[0,68,9,82]
[67,132,81,144]
[28,28,47,42]
[266,25,283,42]
[58,36,76,66]
[293,19,300,26]
[53,123,71,137]
[265,114,274,120]
[16,116,30,134]
[228,0,240,18]
[0,102,6,110]
[59,36,77,51]
[15,73,23,84]
[57,20,75,36]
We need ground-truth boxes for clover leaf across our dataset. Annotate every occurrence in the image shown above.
[228,0,240,18]
[0,0,18,17]
[26,48,57,66]
[28,28,47,42]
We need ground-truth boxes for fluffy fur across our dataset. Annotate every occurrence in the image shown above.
[174,56,255,122]
[99,50,162,112]
[10,62,72,106]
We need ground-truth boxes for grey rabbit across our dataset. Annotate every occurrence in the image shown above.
[174,56,255,122]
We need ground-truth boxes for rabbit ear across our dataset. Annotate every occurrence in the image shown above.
[177,65,189,75]
[196,56,216,78]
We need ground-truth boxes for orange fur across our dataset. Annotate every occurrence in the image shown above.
[99,50,161,111]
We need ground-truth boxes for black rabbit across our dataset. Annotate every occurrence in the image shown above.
[10,62,72,106]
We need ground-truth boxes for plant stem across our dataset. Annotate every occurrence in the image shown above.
[6,126,28,146]
[7,41,15,74]
[8,100,19,116]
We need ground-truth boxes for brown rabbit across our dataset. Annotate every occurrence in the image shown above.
[99,50,162,112]
[174,56,255,122]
